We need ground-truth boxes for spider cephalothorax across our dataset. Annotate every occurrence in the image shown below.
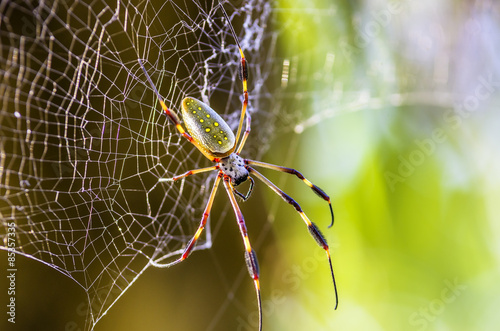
[219,153,249,186]
[139,3,338,330]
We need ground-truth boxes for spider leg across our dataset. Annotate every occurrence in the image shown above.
[236,109,251,155]
[233,176,254,201]
[222,175,262,331]
[246,159,335,228]
[248,167,339,310]
[158,165,219,182]
[219,6,249,154]
[138,59,217,161]
[150,173,221,268]
[233,48,249,152]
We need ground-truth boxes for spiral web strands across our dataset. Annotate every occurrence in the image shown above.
[0,0,274,329]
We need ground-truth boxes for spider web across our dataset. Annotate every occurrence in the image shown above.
[0,0,276,329]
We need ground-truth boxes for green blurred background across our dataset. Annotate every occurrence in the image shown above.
[2,0,500,330]
[261,0,500,330]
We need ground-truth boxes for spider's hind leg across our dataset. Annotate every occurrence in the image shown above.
[152,173,222,269]
[245,159,335,227]
[248,166,338,310]
[222,175,263,331]
[158,165,218,182]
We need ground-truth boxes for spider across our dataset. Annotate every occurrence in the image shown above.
[137,4,338,330]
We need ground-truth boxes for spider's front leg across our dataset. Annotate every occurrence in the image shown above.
[138,59,219,162]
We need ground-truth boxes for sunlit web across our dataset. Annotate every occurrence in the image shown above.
[0,0,277,329]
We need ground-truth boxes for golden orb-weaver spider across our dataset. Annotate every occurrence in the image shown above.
[138,4,338,330]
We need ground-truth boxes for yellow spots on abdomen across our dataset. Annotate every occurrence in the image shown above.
[181,96,236,154]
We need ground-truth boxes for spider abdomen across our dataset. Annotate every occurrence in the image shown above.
[181,97,235,156]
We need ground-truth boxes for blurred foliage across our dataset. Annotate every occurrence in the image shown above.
[262,0,500,330]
